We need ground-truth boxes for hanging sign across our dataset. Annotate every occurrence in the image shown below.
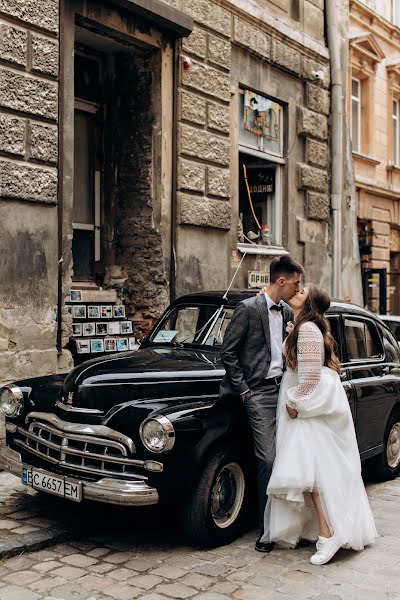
[248,271,269,288]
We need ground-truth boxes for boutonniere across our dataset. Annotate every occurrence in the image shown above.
[285,321,294,334]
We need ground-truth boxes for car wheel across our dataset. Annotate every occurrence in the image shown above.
[181,448,248,548]
[372,412,400,481]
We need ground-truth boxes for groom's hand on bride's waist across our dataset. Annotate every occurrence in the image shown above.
[286,404,298,419]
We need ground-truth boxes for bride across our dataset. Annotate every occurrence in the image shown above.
[261,284,377,565]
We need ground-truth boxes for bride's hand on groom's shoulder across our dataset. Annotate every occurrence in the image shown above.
[258,287,268,295]
[286,404,298,419]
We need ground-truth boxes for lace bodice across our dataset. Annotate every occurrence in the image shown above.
[288,321,324,403]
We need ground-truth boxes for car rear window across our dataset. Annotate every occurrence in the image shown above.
[344,318,383,361]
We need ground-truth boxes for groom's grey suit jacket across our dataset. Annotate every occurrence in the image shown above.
[219,294,293,398]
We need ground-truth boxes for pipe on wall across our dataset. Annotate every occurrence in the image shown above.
[56,0,65,355]
[169,37,180,302]
[326,0,343,299]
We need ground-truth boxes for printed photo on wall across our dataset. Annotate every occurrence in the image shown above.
[72,305,86,319]
[96,323,108,335]
[101,305,113,319]
[70,290,82,302]
[72,323,82,337]
[114,305,125,318]
[128,337,137,350]
[117,338,128,351]
[76,340,90,354]
[88,305,101,319]
[120,321,133,334]
[82,322,95,336]
[108,322,120,335]
[91,339,104,353]
[104,338,117,352]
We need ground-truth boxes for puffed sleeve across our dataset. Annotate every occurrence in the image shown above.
[287,322,323,414]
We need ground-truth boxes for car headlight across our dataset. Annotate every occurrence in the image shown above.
[0,385,24,417]
[139,416,175,453]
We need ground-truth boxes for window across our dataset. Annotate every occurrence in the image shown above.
[150,305,234,347]
[327,316,342,362]
[393,99,399,165]
[394,0,400,26]
[73,51,103,281]
[238,89,284,248]
[239,90,283,157]
[345,318,383,361]
[351,78,361,153]
[380,325,400,362]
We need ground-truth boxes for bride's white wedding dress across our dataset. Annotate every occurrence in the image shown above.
[261,321,377,550]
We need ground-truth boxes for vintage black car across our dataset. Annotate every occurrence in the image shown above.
[1,291,400,547]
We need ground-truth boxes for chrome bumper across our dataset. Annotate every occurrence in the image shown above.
[0,446,159,506]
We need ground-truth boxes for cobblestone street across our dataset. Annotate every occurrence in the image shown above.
[0,473,399,600]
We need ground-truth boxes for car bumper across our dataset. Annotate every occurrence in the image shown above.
[0,446,159,506]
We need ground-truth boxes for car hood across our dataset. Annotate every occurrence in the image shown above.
[59,347,224,418]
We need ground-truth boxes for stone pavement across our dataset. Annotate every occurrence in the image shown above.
[0,472,400,600]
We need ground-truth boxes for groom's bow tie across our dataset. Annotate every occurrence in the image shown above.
[270,304,283,312]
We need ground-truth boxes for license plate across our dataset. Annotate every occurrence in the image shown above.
[22,466,82,502]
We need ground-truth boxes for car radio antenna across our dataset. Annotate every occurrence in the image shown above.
[222,251,247,300]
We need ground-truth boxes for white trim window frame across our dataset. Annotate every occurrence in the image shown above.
[394,0,400,27]
[351,77,361,153]
[393,98,399,165]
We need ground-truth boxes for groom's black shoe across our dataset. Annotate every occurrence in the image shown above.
[255,536,275,553]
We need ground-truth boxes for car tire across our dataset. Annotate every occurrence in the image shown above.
[372,412,400,481]
[180,447,249,548]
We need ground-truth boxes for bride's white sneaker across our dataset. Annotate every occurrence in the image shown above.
[310,535,341,565]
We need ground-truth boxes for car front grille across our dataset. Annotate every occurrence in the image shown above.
[14,419,145,480]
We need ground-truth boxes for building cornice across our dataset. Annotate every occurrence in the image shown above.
[220,0,329,63]
[356,176,400,200]
[350,0,400,51]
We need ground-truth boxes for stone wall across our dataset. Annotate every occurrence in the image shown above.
[0,0,72,385]
[163,0,331,293]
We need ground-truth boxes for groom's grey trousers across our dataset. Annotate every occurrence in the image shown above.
[244,382,279,523]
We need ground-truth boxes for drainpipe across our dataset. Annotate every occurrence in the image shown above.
[326,0,343,298]
[56,0,65,355]
[169,38,179,302]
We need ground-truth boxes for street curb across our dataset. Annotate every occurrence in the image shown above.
[0,527,70,561]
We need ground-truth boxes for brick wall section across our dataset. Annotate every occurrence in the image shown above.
[0,1,59,201]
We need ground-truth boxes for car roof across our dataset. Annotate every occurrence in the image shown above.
[379,314,400,322]
[171,290,384,322]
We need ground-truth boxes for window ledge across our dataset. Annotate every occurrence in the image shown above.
[237,243,289,256]
[386,164,400,173]
[352,152,380,166]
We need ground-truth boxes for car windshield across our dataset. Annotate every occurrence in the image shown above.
[149,304,234,347]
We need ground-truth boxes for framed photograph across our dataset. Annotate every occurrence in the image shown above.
[72,305,86,319]
[88,305,101,319]
[117,338,128,352]
[96,323,108,335]
[108,322,120,335]
[72,323,82,337]
[101,305,113,319]
[114,305,125,318]
[82,322,95,336]
[70,290,82,302]
[120,321,133,335]
[104,338,117,352]
[128,337,137,350]
[76,339,90,354]
[91,339,104,353]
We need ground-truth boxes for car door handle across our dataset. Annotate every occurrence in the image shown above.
[381,366,390,375]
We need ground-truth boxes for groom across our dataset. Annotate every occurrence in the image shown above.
[219,255,304,551]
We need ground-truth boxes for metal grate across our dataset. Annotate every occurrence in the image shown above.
[15,421,144,479]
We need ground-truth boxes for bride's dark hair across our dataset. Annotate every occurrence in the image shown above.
[285,284,341,374]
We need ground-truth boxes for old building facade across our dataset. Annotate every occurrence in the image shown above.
[349,0,400,313]
[0,0,336,382]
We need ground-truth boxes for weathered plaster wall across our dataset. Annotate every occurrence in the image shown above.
[0,0,72,386]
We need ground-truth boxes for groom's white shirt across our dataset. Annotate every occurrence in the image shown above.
[264,293,283,378]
